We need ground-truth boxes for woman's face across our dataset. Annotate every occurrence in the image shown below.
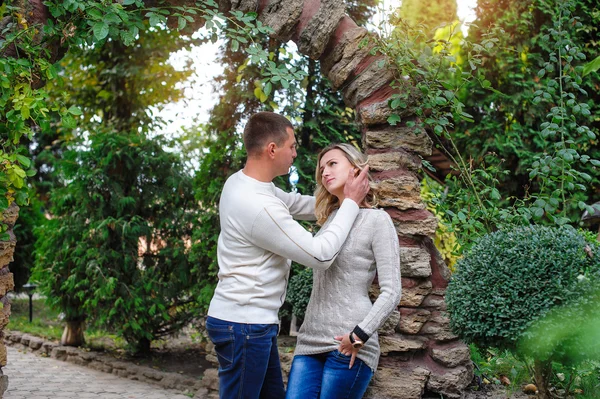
[319,149,354,197]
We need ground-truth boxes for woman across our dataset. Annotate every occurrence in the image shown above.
[286,143,402,399]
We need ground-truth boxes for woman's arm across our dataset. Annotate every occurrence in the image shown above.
[355,210,402,339]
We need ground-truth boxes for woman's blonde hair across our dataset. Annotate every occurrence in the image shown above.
[314,143,377,225]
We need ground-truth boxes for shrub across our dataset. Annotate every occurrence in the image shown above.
[286,267,313,319]
[447,225,599,350]
[447,225,600,398]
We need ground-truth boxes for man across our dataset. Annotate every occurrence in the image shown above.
[206,112,370,399]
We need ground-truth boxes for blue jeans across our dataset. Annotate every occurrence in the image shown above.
[285,351,374,399]
[206,316,285,399]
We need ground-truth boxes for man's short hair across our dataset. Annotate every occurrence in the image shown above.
[243,112,293,157]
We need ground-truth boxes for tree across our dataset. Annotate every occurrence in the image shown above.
[32,26,200,352]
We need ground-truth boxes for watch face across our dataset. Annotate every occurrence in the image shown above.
[352,342,363,349]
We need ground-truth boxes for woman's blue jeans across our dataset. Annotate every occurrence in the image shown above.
[285,351,374,399]
[206,316,285,399]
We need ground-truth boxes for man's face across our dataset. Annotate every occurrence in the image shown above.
[273,127,297,176]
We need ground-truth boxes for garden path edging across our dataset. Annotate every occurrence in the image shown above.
[3,329,218,398]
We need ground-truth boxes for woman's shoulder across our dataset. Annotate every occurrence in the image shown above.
[360,207,391,220]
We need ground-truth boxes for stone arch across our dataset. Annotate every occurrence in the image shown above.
[212,0,474,397]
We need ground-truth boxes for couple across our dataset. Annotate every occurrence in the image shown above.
[206,112,402,399]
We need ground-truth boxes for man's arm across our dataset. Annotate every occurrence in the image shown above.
[274,187,315,221]
[250,199,359,270]
[251,166,371,270]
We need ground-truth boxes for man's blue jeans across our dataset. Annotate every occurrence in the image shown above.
[285,351,374,399]
[206,316,285,399]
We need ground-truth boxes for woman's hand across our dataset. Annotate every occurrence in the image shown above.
[334,333,360,369]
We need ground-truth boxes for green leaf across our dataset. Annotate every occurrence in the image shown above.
[68,106,82,116]
[123,0,136,4]
[387,114,401,126]
[582,55,600,76]
[231,40,239,52]
[16,155,30,168]
[177,16,186,30]
[93,22,109,41]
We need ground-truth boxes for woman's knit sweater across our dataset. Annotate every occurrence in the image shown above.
[294,208,402,371]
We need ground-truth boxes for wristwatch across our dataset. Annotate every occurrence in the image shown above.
[348,332,364,349]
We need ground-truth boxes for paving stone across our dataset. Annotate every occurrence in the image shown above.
[3,347,193,399]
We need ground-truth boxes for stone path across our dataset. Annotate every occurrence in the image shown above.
[3,346,193,399]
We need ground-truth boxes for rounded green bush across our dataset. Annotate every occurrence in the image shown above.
[286,267,313,319]
[446,225,600,351]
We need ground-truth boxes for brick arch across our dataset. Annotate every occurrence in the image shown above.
[213,0,474,397]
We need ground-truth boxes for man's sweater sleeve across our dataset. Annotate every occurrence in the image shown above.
[273,187,316,221]
[357,211,402,337]
[250,199,359,270]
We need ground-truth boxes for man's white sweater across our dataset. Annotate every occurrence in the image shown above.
[207,170,359,324]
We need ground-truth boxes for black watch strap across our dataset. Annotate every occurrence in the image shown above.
[352,326,369,343]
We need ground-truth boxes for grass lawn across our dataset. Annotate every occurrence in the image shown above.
[7,297,126,350]
[8,297,63,341]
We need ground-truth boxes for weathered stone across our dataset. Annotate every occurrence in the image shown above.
[230,0,257,12]
[365,365,430,399]
[356,80,421,125]
[421,311,457,341]
[400,278,432,307]
[142,369,164,381]
[8,330,21,343]
[42,341,57,355]
[365,124,433,157]
[421,294,447,310]
[343,59,395,108]
[398,308,431,334]
[28,336,43,350]
[259,0,304,42]
[0,370,7,399]
[379,334,427,355]
[367,150,422,173]
[0,239,16,269]
[376,174,424,210]
[51,346,67,361]
[321,27,373,89]
[400,247,432,278]
[387,209,438,237]
[89,360,113,373]
[430,342,471,368]
[20,334,31,347]
[201,368,220,391]
[0,303,11,330]
[378,310,401,336]
[0,342,6,366]
[426,364,474,399]
[1,203,19,227]
[297,0,346,59]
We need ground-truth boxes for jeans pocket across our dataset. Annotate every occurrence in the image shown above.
[333,350,352,362]
[206,322,235,371]
[247,323,274,339]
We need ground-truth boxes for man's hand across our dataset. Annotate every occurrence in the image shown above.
[343,165,370,205]
[334,334,360,369]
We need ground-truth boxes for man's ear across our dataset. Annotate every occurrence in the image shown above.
[266,142,277,159]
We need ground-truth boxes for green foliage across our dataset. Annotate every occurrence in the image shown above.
[435,0,600,252]
[1,0,303,241]
[469,345,530,391]
[397,0,458,32]
[447,225,600,352]
[286,268,313,319]
[11,195,45,291]
[32,130,199,352]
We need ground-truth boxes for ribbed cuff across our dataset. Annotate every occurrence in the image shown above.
[353,325,369,343]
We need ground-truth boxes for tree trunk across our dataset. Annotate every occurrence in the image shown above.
[61,321,85,346]
[534,358,553,399]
